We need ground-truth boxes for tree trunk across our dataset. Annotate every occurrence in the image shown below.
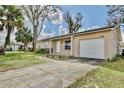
[32,24,38,52]
[4,29,11,49]
[32,40,36,52]
[24,43,28,52]
[24,44,26,51]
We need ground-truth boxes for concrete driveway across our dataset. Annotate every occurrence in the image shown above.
[0,57,97,88]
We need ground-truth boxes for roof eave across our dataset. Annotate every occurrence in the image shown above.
[38,26,115,41]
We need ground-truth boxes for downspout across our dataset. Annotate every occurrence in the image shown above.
[71,35,74,56]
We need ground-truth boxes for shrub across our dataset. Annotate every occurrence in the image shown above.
[0,47,5,55]
[106,54,122,62]
[69,56,75,59]
[35,48,49,54]
[45,54,69,60]
[28,47,33,52]
[18,46,25,51]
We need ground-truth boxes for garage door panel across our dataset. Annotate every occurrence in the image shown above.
[80,38,104,59]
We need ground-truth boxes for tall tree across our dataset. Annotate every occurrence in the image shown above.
[21,5,60,51]
[64,11,83,34]
[15,27,33,51]
[0,5,24,49]
[107,5,123,55]
[107,5,124,26]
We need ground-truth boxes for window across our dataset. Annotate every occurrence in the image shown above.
[45,41,48,48]
[64,40,71,50]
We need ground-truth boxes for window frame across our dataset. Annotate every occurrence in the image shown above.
[64,40,71,50]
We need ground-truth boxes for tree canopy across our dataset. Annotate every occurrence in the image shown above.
[0,5,24,48]
[21,5,61,51]
[64,11,83,34]
[15,27,33,50]
[107,5,124,26]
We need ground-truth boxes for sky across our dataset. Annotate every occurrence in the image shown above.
[42,5,109,37]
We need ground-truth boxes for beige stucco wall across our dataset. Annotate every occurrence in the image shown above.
[36,40,50,49]
[52,38,71,55]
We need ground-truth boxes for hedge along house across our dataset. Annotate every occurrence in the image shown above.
[36,26,122,59]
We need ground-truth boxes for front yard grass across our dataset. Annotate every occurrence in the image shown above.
[0,51,46,72]
[101,57,124,72]
[68,57,124,88]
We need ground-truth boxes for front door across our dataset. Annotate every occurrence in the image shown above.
[56,40,60,52]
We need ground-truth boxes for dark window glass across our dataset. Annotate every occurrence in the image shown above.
[65,40,71,50]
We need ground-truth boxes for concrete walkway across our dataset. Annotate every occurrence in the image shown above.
[0,57,97,88]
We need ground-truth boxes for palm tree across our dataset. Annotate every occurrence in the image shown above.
[0,5,24,49]
[64,11,83,34]
[15,27,33,51]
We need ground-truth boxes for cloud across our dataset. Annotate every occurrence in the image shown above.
[78,26,100,32]
[43,25,46,29]
[38,30,56,40]
[24,15,29,22]
[0,31,6,42]
[59,25,63,29]
[0,30,16,46]
[41,24,46,32]
[49,9,63,25]
[58,26,69,35]
[86,26,100,30]
[78,28,86,32]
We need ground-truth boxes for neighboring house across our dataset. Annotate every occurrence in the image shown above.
[10,43,24,51]
[27,42,33,48]
[119,42,124,54]
[36,26,122,59]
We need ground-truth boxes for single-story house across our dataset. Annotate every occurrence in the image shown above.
[36,26,122,59]
[9,43,24,51]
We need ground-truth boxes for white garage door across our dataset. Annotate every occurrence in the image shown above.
[80,38,104,59]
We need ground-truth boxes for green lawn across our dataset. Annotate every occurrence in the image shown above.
[0,51,46,72]
[101,58,124,72]
[68,57,124,88]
